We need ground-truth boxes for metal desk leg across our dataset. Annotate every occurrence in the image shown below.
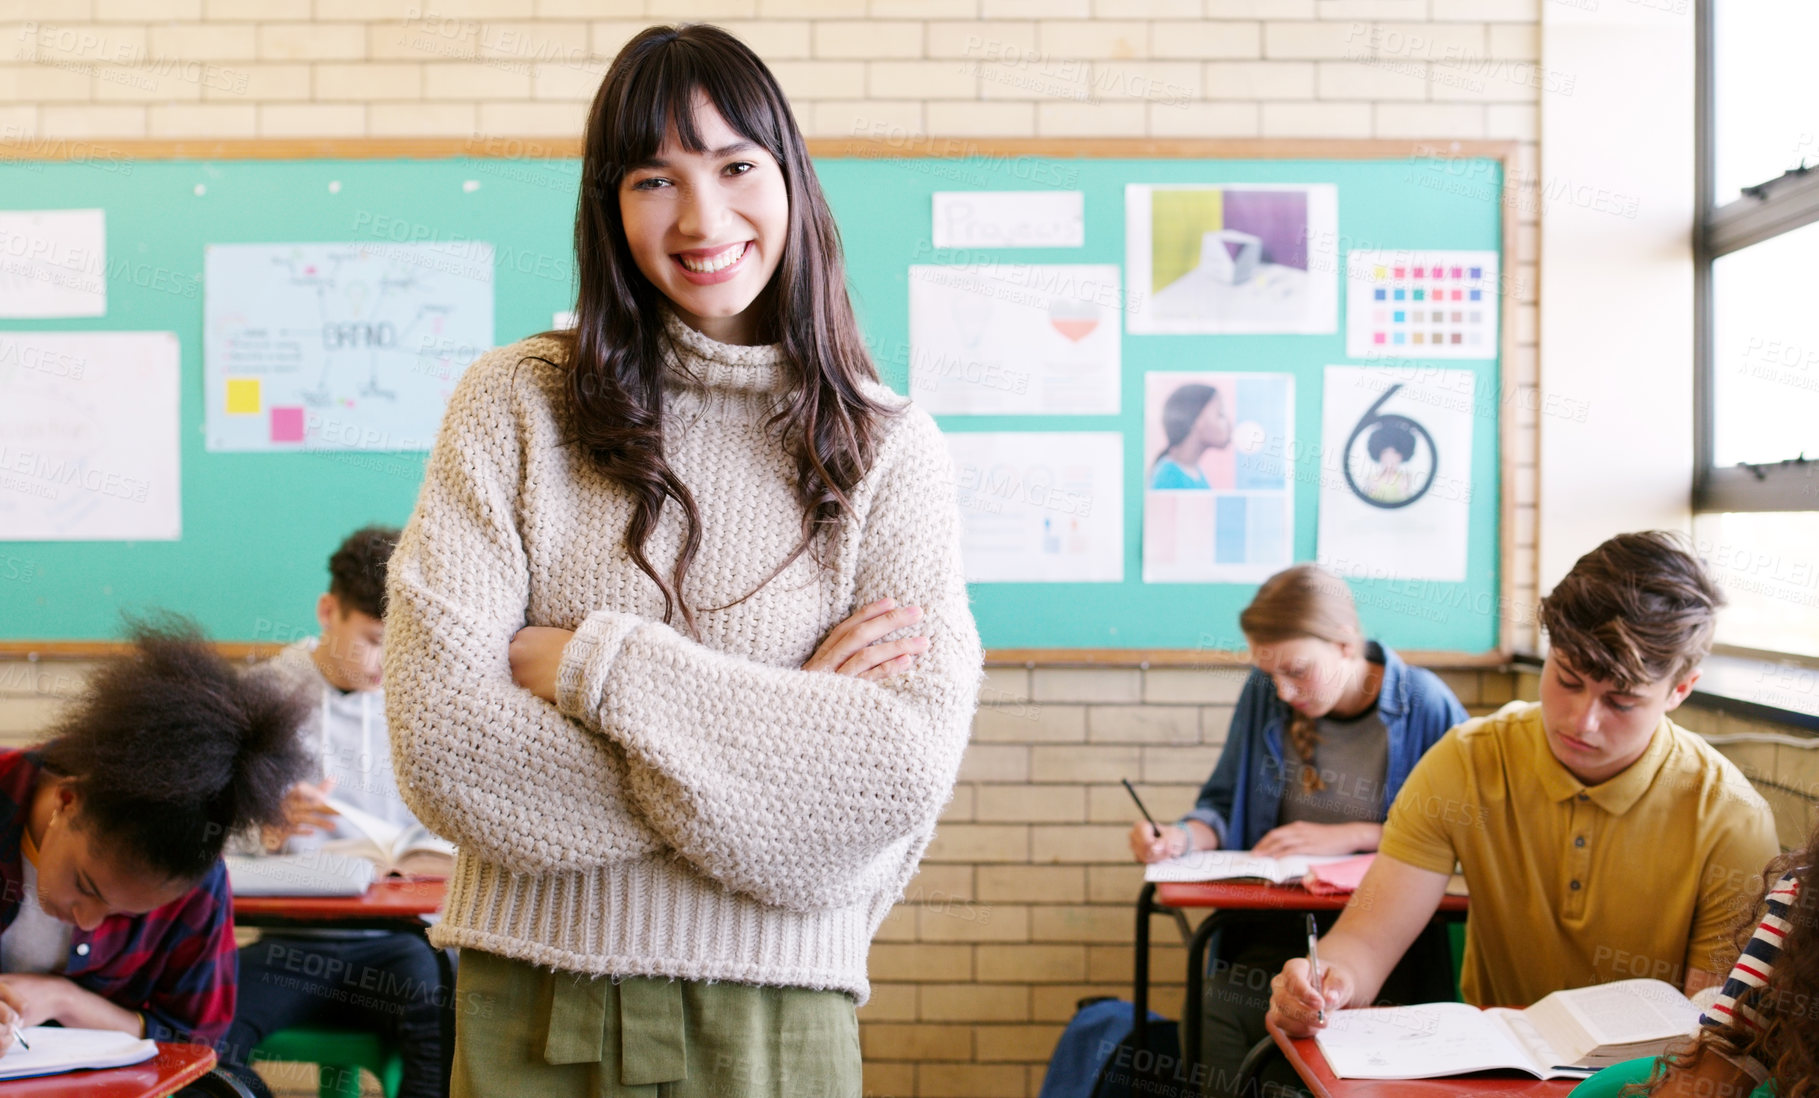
[1133,882,1156,1056]
[1183,910,1235,1076]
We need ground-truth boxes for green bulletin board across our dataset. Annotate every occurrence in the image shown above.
[0,139,1513,657]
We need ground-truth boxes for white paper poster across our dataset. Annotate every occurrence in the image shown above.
[0,209,106,318]
[1125,184,1337,334]
[909,263,1121,415]
[0,331,180,541]
[946,432,1123,583]
[1317,366,1475,583]
[1345,249,1499,359]
[1141,372,1294,584]
[932,191,1085,249]
[204,242,494,451]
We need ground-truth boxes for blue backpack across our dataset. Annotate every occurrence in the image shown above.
[1037,997,1197,1098]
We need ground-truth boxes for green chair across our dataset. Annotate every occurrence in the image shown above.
[1568,1055,1774,1098]
[253,1026,404,1098]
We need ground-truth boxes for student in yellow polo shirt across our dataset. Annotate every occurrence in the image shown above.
[1268,531,1777,1045]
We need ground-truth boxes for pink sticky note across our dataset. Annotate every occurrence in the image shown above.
[270,407,306,443]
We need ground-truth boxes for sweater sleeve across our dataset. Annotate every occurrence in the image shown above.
[384,350,661,873]
[554,409,984,912]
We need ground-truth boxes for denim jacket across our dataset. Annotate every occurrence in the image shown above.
[1180,642,1467,850]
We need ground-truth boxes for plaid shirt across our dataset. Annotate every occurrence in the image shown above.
[0,749,236,1045]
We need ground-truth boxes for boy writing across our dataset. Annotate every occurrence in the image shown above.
[1269,531,1778,1046]
[220,527,451,1098]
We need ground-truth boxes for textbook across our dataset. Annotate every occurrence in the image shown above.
[0,1026,156,1080]
[316,796,456,879]
[1314,978,1701,1080]
[226,797,455,896]
[1142,850,1352,885]
[226,849,376,897]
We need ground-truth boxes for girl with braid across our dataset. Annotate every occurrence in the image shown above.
[1126,563,1465,1096]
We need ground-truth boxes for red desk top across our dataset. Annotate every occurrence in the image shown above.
[232,876,446,924]
[1266,1015,1577,1098]
[1155,879,1470,913]
[0,1042,215,1098]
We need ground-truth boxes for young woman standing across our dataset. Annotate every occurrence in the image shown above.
[384,25,982,1097]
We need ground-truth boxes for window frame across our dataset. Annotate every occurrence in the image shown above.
[1694,0,1819,513]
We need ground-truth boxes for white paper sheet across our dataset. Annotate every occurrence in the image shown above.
[0,331,180,541]
[932,191,1085,248]
[0,1026,156,1080]
[1125,184,1337,334]
[945,432,1123,583]
[0,209,106,318]
[204,241,495,451]
[1140,372,1294,584]
[1316,366,1475,583]
[1345,249,1499,359]
[910,263,1122,415]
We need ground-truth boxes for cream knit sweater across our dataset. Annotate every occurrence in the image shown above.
[384,316,982,1003]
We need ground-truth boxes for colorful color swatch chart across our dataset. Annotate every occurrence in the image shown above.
[1345,249,1499,360]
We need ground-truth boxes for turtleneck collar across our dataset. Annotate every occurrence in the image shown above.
[662,311,791,396]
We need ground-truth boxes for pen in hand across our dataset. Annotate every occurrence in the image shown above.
[1120,778,1162,841]
[1306,913,1325,1025]
[8,1022,28,1051]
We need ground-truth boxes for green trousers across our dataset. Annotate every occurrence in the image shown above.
[450,949,862,1098]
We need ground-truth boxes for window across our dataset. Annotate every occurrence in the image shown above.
[1695,1,1819,658]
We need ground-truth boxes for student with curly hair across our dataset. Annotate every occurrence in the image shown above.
[0,620,307,1056]
[1570,824,1816,1098]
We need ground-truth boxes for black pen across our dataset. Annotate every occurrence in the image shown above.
[1120,778,1162,840]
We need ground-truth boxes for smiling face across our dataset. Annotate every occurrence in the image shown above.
[617,95,790,346]
[32,784,189,931]
[1249,635,1357,719]
[1537,650,1697,785]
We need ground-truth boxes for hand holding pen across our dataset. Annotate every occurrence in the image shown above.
[1121,779,1191,863]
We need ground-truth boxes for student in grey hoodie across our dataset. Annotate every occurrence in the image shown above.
[220,527,451,1098]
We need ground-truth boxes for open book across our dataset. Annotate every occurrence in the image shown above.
[315,797,455,878]
[0,1026,156,1080]
[1143,850,1352,885]
[227,797,455,897]
[1314,978,1701,1080]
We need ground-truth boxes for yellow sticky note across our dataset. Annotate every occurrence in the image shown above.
[226,378,261,415]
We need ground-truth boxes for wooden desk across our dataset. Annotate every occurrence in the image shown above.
[231,877,446,932]
[0,1042,218,1098]
[1265,1014,1578,1098]
[1132,880,1469,1067]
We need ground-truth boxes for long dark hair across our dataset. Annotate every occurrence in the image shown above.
[1154,383,1218,468]
[1626,825,1819,1097]
[539,23,895,637]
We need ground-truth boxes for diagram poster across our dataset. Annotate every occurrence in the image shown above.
[945,431,1123,583]
[1125,184,1338,335]
[909,263,1121,415]
[1317,366,1475,583]
[1345,250,1499,359]
[1141,372,1294,584]
[204,242,494,451]
[0,331,180,540]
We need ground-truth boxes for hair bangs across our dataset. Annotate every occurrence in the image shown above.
[606,30,789,189]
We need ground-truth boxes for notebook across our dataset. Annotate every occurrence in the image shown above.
[0,1026,157,1080]
[1142,850,1352,885]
